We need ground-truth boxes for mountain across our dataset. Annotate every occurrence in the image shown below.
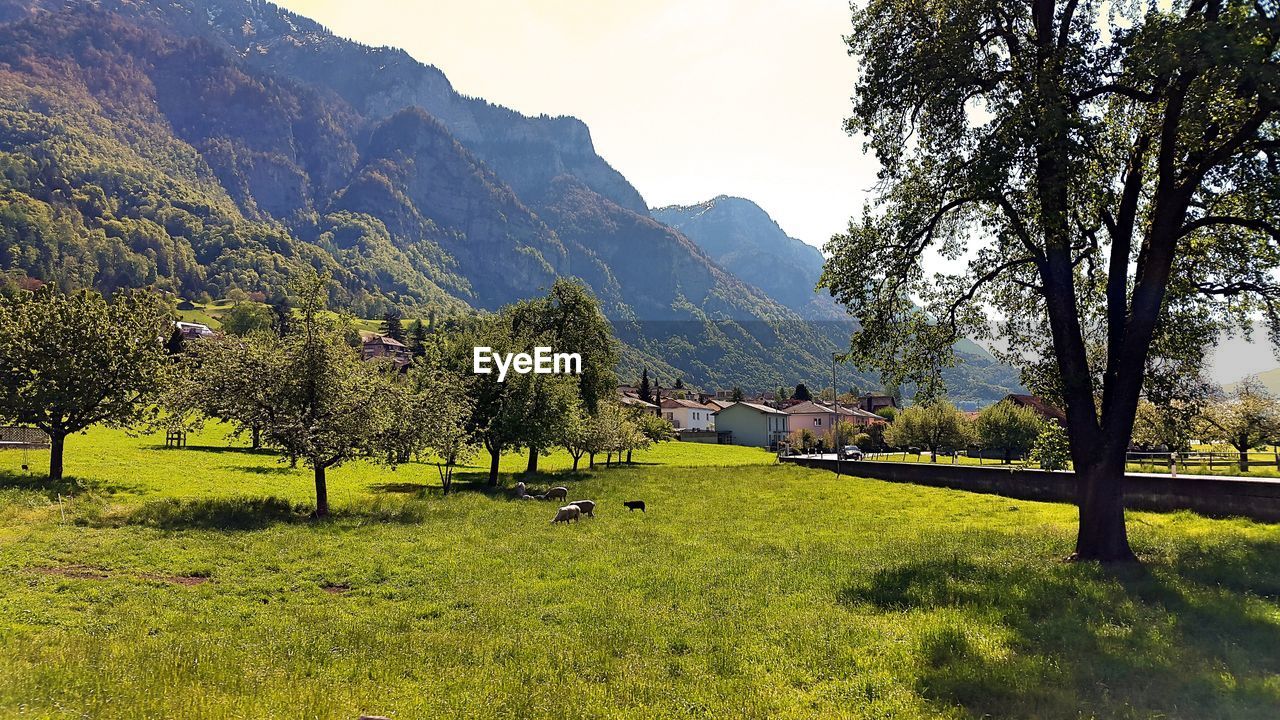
[0,0,1022,401]
[652,196,843,320]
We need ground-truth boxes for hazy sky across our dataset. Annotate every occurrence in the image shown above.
[276,0,876,251]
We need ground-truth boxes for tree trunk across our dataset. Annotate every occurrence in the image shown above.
[313,464,329,517]
[930,448,937,463]
[572,455,580,471]
[1003,448,1011,465]
[1072,459,1136,562]
[1236,445,1249,472]
[589,452,595,469]
[627,449,633,463]
[488,448,501,487]
[251,423,261,450]
[526,447,539,475]
[48,431,66,481]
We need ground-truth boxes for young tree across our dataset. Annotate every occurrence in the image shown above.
[731,387,744,402]
[1132,398,1203,453]
[412,341,476,493]
[630,411,675,462]
[824,0,1280,561]
[205,274,396,516]
[976,401,1046,464]
[883,401,974,462]
[1198,378,1280,471]
[380,307,406,342]
[0,287,170,480]
[793,383,812,402]
[789,427,819,453]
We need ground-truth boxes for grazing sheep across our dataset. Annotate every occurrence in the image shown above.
[623,500,646,513]
[545,486,568,502]
[569,500,595,517]
[519,494,536,501]
[535,494,547,500]
[514,481,528,497]
[552,505,581,524]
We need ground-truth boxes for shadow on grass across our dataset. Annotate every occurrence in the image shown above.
[0,469,143,499]
[837,551,1280,717]
[149,444,279,457]
[121,496,311,530]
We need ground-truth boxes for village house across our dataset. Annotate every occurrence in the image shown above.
[712,401,789,448]
[618,394,660,416]
[660,398,716,431]
[784,401,884,432]
[361,334,411,368]
[174,321,215,341]
[856,393,898,414]
[1003,393,1067,425]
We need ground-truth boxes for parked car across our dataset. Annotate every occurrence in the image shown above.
[841,445,864,460]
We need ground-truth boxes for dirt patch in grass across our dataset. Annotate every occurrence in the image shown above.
[30,564,111,579]
[321,583,350,594]
[140,573,210,586]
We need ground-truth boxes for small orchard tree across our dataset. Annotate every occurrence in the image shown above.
[976,401,1045,464]
[0,287,170,480]
[632,411,675,462]
[1033,423,1072,471]
[884,401,974,462]
[561,403,593,471]
[1132,398,1202,453]
[789,427,819,453]
[207,273,397,516]
[412,342,476,493]
[1198,378,1280,471]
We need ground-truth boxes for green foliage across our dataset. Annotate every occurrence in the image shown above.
[975,401,1045,463]
[1032,424,1071,472]
[883,402,974,461]
[793,383,812,401]
[220,302,275,336]
[0,285,170,478]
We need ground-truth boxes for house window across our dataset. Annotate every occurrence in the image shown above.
[814,418,822,426]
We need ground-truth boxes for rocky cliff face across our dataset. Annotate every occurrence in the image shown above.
[653,196,845,320]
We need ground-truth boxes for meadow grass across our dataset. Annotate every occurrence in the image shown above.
[0,427,1277,718]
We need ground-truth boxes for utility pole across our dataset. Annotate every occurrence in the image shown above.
[833,352,841,477]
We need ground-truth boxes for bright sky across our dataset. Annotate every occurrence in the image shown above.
[275,0,878,251]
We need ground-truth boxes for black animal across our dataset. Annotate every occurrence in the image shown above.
[623,500,646,513]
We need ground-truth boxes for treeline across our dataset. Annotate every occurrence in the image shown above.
[0,276,677,516]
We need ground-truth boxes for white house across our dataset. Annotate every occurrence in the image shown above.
[660,398,716,431]
[712,402,789,448]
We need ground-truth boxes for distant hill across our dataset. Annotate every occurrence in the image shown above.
[1225,367,1280,395]
[0,0,1024,402]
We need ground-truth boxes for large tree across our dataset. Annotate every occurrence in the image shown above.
[824,0,1279,561]
[0,287,170,480]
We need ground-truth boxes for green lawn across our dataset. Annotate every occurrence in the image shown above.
[0,428,1277,718]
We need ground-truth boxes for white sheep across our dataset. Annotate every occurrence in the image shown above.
[552,505,581,524]
[545,486,568,502]
[514,481,528,497]
[569,500,595,517]
[534,494,547,500]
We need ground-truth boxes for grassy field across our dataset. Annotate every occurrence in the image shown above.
[859,448,1280,478]
[0,428,1278,718]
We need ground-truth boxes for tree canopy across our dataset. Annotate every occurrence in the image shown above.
[0,286,170,479]
[823,0,1279,561]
